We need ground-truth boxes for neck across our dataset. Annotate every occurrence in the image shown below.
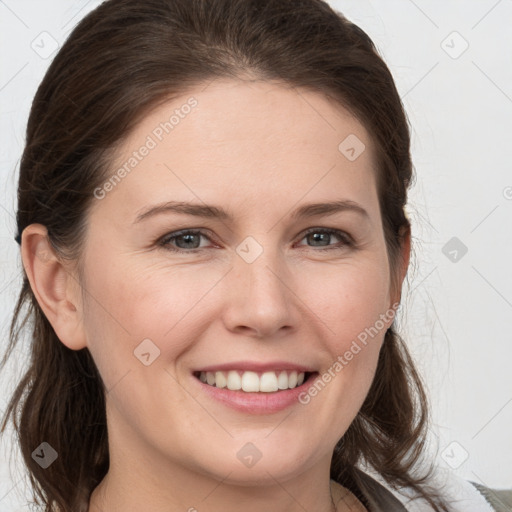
[89,470,341,512]
[88,467,369,512]
[87,405,366,512]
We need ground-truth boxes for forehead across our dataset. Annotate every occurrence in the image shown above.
[92,79,379,222]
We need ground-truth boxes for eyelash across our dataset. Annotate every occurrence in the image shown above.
[157,228,354,253]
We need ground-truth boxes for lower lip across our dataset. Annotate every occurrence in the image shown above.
[193,373,318,414]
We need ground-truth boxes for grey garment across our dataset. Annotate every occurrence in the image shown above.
[469,482,512,512]
[349,467,512,512]
[351,468,408,511]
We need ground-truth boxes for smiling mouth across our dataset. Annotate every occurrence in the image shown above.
[193,370,316,393]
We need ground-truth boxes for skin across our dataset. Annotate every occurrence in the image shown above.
[22,78,409,512]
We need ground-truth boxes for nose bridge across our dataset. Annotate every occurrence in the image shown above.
[224,234,294,336]
[237,235,288,304]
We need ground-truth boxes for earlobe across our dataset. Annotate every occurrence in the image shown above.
[20,224,87,351]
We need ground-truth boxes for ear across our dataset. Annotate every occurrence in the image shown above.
[21,224,87,350]
[390,224,411,308]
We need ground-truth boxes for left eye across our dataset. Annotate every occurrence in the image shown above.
[297,228,353,251]
[158,228,352,253]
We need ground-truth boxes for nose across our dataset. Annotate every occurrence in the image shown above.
[221,242,296,339]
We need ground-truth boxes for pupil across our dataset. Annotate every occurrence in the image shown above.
[310,232,329,246]
[179,234,199,248]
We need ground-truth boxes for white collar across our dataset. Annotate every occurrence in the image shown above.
[352,465,495,511]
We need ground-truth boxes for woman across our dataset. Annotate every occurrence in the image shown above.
[0,1,508,511]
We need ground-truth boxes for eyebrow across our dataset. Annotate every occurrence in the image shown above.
[133,199,369,224]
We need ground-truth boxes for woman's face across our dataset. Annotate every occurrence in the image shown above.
[78,79,404,486]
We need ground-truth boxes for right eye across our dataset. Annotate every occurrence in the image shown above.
[158,229,214,252]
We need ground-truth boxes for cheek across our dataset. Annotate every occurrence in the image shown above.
[303,258,392,348]
[295,262,391,440]
[81,259,222,377]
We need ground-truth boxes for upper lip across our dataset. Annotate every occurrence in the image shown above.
[194,361,316,373]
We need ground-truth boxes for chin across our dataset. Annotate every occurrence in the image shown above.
[185,434,326,486]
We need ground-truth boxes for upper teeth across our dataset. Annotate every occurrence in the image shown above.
[199,370,306,392]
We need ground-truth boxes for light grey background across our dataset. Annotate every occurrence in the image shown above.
[1,0,511,509]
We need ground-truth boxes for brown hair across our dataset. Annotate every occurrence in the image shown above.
[1,1,451,511]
